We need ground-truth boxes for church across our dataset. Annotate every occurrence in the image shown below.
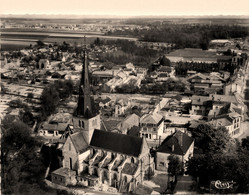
[51,49,154,193]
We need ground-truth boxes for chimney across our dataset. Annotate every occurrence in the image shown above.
[177,132,183,147]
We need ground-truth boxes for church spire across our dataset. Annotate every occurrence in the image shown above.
[74,38,99,118]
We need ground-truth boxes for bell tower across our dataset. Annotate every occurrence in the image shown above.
[73,40,100,144]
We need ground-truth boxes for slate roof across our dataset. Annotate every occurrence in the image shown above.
[70,132,88,154]
[52,167,76,177]
[74,52,99,119]
[99,97,111,104]
[140,112,163,125]
[209,117,233,127]
[42,123,68,132]
[187,73,208,81]
[122,163,138,175]
[118,113,140,131]
[211,94,239,104]
[191,96,211,106]
[156,131,194,155]
[127,126,140,137]
[90,130,143,157]
[218,103,241,116]
[102,119,122,132]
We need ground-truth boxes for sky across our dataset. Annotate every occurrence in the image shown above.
[1,0,249,16]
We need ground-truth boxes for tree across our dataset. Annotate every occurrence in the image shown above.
[27,92,34,103]
[1,115,55,194]
[190,123,231,153]
[9,99,27,109]
[1,116,34,193]
[115,83,139,94]
[241,136,249,150]
[94,37,103,45]
[40,84,60,118]
[40,80,73,119]
[186,149,249,193]
[36,40,45,47]
[168,155,183,176]
[1,83,8,94]
[186,124,249,193]
[22,110,34,126]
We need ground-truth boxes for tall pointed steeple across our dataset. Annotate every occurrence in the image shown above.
[74,39,99,119]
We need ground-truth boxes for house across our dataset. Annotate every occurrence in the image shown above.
[165,48,233,72]
[139,112,164,143]
[114,98,130,117]
[190,95,212,116]
[186,70,197,77]
[156,131,194,172]
[91,70,114,86]
[157,66,175,78]
[38,113,73,138]
[224,75,244,96]
[210,93,246,120]
[161,98,182,116]
[116,113,140,134]
[51,167,77,186]
[210,39,231,47]
[38,59,49,69]
[208,103,242,138]
[104,70,128,92]
[187,73,224,95]
[136,68,147,78]
[98,97,112,108]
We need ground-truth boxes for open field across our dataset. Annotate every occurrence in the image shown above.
[0,30,138,51]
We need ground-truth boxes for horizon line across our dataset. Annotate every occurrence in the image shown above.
[1,13,249,18]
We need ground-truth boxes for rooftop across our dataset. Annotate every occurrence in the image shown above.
[156,131,194,155]
[52,167,76,177]
[166,48,218,58]
[69,132,88,154]
[140,112,163,125]
[90,129,144,157]
[122,163,138,175]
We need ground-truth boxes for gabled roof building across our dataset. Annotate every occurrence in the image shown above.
[156,131,194,172]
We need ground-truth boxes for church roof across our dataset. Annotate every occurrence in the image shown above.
[90,129,143,157]
[70,132,88,154]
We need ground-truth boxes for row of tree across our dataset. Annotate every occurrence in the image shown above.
[106,24,249,50]
[114,78,186,94]
[94,39,164,67]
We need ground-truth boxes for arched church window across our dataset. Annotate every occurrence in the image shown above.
[81,121,84,128]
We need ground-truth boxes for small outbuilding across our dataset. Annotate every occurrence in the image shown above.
[51,167,76,186]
